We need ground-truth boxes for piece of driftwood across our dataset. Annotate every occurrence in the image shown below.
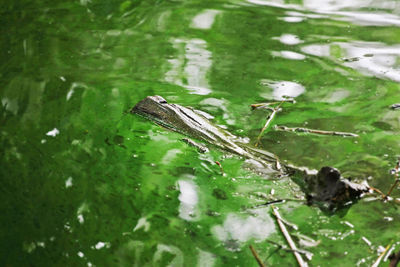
[132,96,370,209]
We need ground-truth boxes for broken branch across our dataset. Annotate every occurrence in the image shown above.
[251,99,295,110]
[272,206,308,267]
[372,243,392,267]
[255,102,284,147]
[249,245,266,267]
[385,158,400,198]
[274,125,358,137]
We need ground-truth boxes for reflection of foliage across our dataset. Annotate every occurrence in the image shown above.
[1,0,400,266]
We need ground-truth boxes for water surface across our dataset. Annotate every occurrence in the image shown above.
[1,0,400,266]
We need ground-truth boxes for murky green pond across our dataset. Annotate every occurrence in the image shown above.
[1,0,400,266]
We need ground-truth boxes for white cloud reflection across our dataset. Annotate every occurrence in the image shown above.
[260,80,306,100]
[191,9,221,30]
[302,41,400,83]
[247,0,400,26]
[273,34,304,45]
[197,249,216,267]
[271,50,306,60]
[211,209,275,246]
[165,38,213,95]
[177,179,200,221]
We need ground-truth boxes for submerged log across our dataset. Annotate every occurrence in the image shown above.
[132,95,369,209]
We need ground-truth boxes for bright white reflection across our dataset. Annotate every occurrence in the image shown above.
[177,179,200,221]
[46,128,59,137]
[260,80,305,100]
[165,38,212,95]
[271,50,306,60]
[94,241,111,250]
[66,82,87,101]
[273,34,303,45]
[77,202,89,224]
[65,177,73,188]
[133,217,150,232]
[302,41,400,83]
[211,210,275,246]
[191,9,221,30]
[247,0,400,26]
[161,149,182,165]
[340,42,400,82]
[197,249,216,267]
[303,0,399,12]
[281,16,303,23]
[324,11,400,26]
[301,44,330,57]
[247,0,297,9]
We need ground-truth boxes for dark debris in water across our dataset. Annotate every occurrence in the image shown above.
[213,188,228,200]
[390,103,400,110]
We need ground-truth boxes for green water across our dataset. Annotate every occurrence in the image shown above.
[1,0,400,266]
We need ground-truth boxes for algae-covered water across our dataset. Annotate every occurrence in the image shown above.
[1,0,400,266]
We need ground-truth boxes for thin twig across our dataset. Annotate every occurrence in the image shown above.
[249,198,305,209]
[251,103,276,111]
[369,186,386,198]
[255,102,284,147]
[386,179,400,198]
[251,99,295,110]
[274,125,359,137]
[263,239,311,256]
[385,158,400,198]
[249,245,266,267]
[372,243,392,267]
[271,206,308,267]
